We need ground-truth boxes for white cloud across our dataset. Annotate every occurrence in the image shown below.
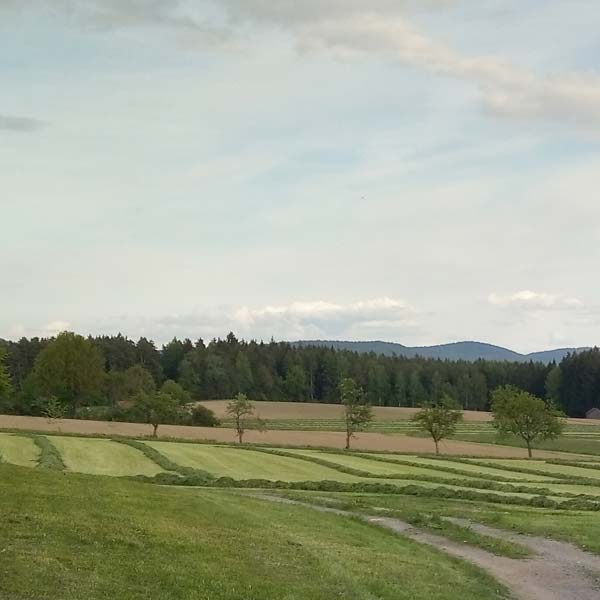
[488,290,583,311]
[4,1,600,130]
[117,297,420,342]
[44,320,72,334]
[292,15,600,131]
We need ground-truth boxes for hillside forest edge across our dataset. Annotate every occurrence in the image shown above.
[1,333,598,421]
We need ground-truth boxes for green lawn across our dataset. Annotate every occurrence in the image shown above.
[0,463,508,600]
[50,436,165,477]
[0,433,39,467]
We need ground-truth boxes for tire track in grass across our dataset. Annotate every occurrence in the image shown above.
[256,495,600,600]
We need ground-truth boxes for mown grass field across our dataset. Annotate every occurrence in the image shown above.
[3,426,600,599]
[0,463,508,600]
[3,431,600,504]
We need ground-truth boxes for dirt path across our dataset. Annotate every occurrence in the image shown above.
[0,414,583,458]
[255,495,600,600]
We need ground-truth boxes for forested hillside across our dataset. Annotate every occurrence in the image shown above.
[0,333,598,418]
[297,340,586,363]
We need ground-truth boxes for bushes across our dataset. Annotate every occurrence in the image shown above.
[190,405,220,427]
[32,435,65,471]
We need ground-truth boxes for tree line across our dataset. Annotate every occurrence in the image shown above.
[0,331,598,418]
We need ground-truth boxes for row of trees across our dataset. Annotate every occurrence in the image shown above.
[0,332,597,418]
[0,336,565,454]
[226,380,564,459]
[413,386,565,457]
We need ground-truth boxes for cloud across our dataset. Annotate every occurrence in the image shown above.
[0,114,45,132]
[12,0,597,131]
[284,15,600,131]
[116,297,420,342]
[44,320,72,334]
[488,290,583,311]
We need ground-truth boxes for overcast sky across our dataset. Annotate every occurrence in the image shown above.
[2,1,600,352]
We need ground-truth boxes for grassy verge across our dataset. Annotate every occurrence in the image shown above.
[274,491,600,555]
[0,463,508,600]
[268,492,531,559]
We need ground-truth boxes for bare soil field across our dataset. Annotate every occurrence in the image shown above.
[0,414,583,458]
[200,400,495,421]
[199,400,594,425]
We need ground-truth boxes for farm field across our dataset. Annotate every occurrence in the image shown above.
[0,413,589,457]
[51,436,165,477]
[0,463,509,600]
[3,432,600,504]
[0,432,39,467]
[3,429,600,599]
[146,441,364,482]
[451,431,600,456]
[199,400,496,422]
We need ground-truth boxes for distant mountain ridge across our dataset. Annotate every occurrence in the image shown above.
[295,340,589,364]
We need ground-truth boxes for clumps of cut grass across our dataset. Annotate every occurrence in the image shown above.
[32,435,65,471]
[239,447,560,497]
[115,439,214,481]
[353,453,531,483]
[442,457,599,485]
[132,471,600,511]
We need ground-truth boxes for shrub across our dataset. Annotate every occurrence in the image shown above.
[190,405,220,427]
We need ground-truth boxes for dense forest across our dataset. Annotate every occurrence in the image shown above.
[0,332,598,418]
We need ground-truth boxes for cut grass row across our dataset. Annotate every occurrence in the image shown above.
[3,433,600,508]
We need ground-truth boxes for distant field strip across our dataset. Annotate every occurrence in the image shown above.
[467,459,600,481]
[144,442,367,482]
[219,418,497,434]
[281,449,495,481]
[50,437,165,477]
[0,433,39,467]
[2,434,600,508]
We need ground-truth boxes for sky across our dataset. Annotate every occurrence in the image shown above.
[2,1,600,353]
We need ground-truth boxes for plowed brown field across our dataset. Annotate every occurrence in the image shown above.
[0,414,582,458]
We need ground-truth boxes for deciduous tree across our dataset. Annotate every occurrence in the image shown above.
[27,332,105,416]
[412,396,463,455]
[134,391,181,437]
[491,385,566,458]
[339,377,373,449]
[226,393,262,443]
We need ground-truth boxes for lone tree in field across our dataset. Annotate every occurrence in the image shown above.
[340,378,373,449]
[226,393,260,444]
[491,385,566,458]
[412,396,463,455]
[135,391,181,437]
[42,396,67,431]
